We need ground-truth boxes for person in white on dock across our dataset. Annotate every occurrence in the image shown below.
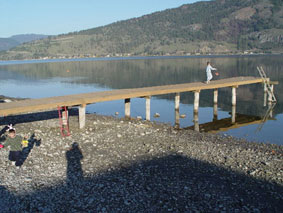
[206,61,217,84]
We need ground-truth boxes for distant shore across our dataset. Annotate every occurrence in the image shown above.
[0,95,26,103]
[1,52,282,64]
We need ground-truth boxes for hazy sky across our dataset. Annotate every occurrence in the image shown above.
[0,0,208,38]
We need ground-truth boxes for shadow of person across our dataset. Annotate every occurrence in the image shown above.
[66,142,84,185]
[19,133,41,167]
[1,153,282,212]
[0,185,17,212]
[0,126,10,146]
[0,126,9,137]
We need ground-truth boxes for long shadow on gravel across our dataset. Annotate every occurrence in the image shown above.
[66,142,84,184]
[19,133,41,167]
[0,185,16,212]
[0,109,78,126]
[1,154,282,212]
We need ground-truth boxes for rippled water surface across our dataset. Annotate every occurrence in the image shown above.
[0,55,282,145]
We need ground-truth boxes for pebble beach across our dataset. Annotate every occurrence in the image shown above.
[0,108,282,212]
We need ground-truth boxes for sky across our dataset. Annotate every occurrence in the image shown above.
[0,0,207,38]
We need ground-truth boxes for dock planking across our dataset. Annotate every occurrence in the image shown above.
[0,76,265,117]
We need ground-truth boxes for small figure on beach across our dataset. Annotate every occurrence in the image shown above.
[0,124,28,167]
[205,61,218,84]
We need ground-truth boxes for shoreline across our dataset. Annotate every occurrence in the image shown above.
[0,111,282,211]
[0,95,27,102]
[0,94,281,145]
[0,52,283,65]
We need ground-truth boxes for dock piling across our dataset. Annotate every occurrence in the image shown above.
[213,104,218,121]
[263,83,267,107]
[194,90,200,113]
[213,89,218,105]
[125,98,131,119]
[232,105,236,124]
[194,111,199,132]
[193,91,200,131]
[231,87,237,123]
[232,86,237,106]
[145,96,151,121]
[79,104,86,129]
[175,93,180,128]
[268,84,274,103]
[213,89,218,120]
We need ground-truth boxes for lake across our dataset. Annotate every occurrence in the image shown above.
[0,55,282,145]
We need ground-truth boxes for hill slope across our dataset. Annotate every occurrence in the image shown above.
[1,0,283,60]
[0,38,19,51]
[10,34,49,44]
[0,34,49,51]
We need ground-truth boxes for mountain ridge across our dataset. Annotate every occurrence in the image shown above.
[0,34,49,51]
[9,34,49,44]
[0,0,282,60]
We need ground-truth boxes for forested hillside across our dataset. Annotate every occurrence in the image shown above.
[1,0,282,60]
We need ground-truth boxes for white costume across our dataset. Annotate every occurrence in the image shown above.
[206,64,217,82]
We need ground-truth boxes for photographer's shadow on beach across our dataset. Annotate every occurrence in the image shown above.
[0,185,16,212]
[66,142,84,185]
[20,133,41,167]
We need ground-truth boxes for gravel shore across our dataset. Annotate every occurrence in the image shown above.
[0,109,282,212]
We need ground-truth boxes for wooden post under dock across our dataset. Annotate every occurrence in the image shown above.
[268,103,273,118]
[145,96,151,121]
[213,104,218,121]
[263,83,267,107]
[175,93,180,128]
[232,105,236,124]
[194,90,200,131]
[268,84,274,103]
[267,82,278,118]
[213,89,218,120]
[79,104,86,129]
[194,90,200,113]
[231,87,237,123]
[125,98,131,119]
[194,111,199,132]
[232,86,237,106]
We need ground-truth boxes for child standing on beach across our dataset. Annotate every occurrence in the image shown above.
[206,61,217,84]
[0,125,28,167]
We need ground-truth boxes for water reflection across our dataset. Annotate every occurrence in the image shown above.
[186,113,270,133]
[0,55,282,144]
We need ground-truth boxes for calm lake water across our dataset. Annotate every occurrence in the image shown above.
[0,55,282,145]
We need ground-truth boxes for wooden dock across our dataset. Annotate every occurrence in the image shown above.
[0,76,269,129]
